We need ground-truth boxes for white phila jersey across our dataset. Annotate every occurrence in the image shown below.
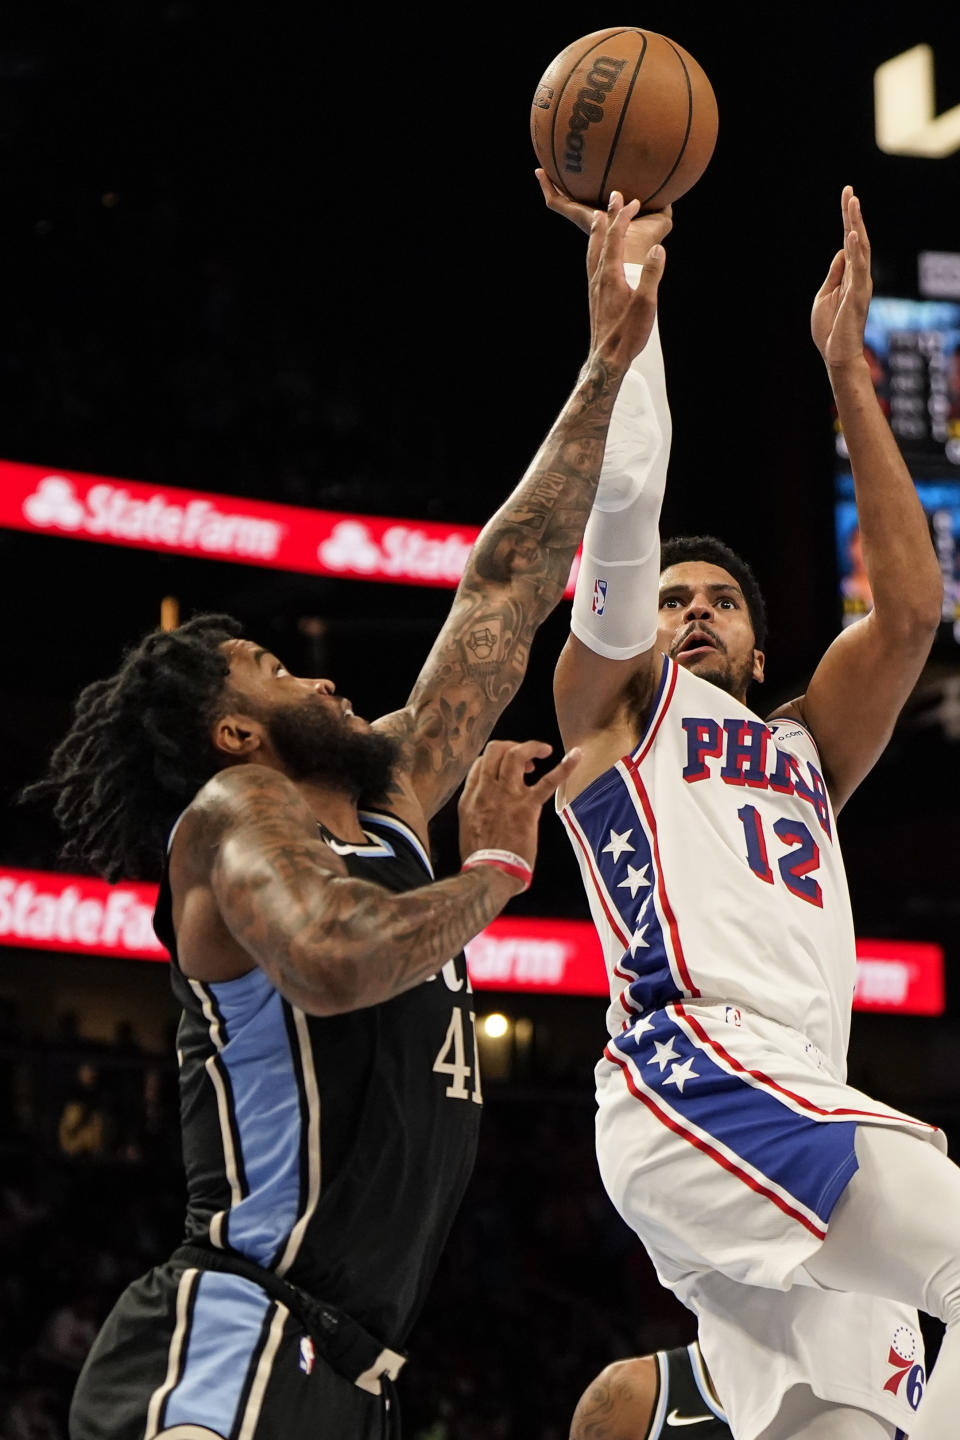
[559,654,857,1073]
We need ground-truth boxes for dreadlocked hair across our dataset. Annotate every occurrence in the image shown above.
[660,534,768,651]
[21,613,245,884]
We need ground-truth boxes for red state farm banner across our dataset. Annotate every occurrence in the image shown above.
[0,867,946,1015]
[0,868,164,960]
[0,458,581,595]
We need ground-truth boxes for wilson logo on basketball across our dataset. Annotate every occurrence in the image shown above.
[563,58,626,175]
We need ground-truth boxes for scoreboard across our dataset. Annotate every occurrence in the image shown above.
[856,296,960,470]
[834,295,960,644]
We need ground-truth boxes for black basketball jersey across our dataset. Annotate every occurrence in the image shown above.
[648,1342,729,1438]
[153,807,482,1351]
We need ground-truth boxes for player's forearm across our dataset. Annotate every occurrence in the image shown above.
[461,353,629,624]
[230,862,519,1016]
[831,356,943,632]
[570,294,670,658]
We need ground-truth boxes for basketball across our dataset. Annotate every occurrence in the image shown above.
[530,27,718,211]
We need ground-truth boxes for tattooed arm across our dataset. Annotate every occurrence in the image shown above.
[172,747,578,1012]
[373,196,668,827]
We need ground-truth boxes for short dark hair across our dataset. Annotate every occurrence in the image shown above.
[660,535,768,650]
[21,614,243,883]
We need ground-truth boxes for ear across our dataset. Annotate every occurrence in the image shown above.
[211,713,266,760]
[752,649,766,685]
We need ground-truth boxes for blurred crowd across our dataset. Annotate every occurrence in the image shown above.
[0,1008,692,1440]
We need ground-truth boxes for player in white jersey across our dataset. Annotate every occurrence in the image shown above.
[538,171,957,1440]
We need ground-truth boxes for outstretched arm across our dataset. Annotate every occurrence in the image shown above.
[178,744,579,1014]
[770,188,942,811]
[374,194,669,827]
[539,174,674,750]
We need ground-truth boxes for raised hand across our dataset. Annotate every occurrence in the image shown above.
[581,190,669,374]
[811,186,873,370]
[535,167,673,268]
[458,739,581,879]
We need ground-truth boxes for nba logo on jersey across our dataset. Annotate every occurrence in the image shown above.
[592,577,607,615]
[299,1336,315,1376]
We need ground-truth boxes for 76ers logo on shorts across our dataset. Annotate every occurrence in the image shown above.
[883,1324,925,1411]
[592,577,607,615]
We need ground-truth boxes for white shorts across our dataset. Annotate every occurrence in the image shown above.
[594,1001,945,1435]
[690,1272,924,1440]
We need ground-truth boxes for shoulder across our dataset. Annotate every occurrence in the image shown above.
[188,764,314,833]
[558,654,676,806]
[765,697,824,764]
[169,764,322,883]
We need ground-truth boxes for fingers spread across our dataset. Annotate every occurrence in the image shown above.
[529,748,582,804]
[499,740,553,789]
[474,739,512,783]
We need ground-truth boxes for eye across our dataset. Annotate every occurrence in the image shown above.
[273,663,288,677]
[718,598,736,610]
[661,597,681,609]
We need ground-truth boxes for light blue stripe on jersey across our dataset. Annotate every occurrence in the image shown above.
[206,968,306,1265]
[570,764,680,1014]
[612,1010,858,1223]
[164,1271,271,1429]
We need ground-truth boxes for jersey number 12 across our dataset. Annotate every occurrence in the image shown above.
[737,804,823,908]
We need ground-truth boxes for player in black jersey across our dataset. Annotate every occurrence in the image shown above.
[569,1342,909,1440]
[570,1340,730,1439]
[25,194,672,1440]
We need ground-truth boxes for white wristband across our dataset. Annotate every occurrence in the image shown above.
[461,849,533,890]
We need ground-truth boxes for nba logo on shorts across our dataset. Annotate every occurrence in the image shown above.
[299,1336,315,1376]
[592,577,607,615]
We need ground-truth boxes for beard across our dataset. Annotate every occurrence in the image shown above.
[266,698,400,802]
[687,649,757,701]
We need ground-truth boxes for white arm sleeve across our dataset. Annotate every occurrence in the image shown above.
[570,262,670,659]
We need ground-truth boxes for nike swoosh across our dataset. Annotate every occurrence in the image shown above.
[666,1412,715,1428]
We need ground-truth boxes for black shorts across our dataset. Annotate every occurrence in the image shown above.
[69,1261,395,1440]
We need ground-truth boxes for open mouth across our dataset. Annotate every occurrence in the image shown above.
[676,630,720,662]
[341,698,355,719]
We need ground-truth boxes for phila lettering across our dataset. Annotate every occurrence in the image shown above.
[680,716,832,840]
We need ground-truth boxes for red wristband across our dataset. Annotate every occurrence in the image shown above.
[461,848,533,891]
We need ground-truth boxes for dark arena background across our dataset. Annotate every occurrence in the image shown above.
[2,4,960,1435]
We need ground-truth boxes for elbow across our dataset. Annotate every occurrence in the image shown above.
[875,595,943,650]
[283,934,364,1017]
[903,581,945,641]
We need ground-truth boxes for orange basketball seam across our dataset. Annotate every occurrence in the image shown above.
[641,38,694,207]
[597,33,649,209]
